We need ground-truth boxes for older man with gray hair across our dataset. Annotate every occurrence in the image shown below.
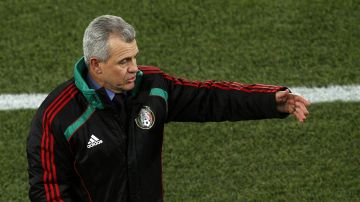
[27,15,309,202]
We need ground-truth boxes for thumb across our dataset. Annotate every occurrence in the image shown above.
[275,89,290,103]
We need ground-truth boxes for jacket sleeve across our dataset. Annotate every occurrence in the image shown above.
[159,71,289,122]
[27,110,78,202]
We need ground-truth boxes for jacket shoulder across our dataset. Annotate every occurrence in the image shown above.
[31,78,87,141]
[37,79,77,112]
[138,66,164,75]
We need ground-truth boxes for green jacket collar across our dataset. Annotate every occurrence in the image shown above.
[73,57,143,109]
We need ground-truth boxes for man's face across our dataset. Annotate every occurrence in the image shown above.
[98,35,139,93]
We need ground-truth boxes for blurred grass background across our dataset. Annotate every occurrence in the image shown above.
[1,0,360,93]
[0,0,359,201]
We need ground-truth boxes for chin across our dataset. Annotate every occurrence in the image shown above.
[121,84,135,92]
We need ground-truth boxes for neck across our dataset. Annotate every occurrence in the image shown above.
[89,71,105,87]
[88,71,123,94]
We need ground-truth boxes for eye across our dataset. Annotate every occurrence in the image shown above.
[119,59,128,65]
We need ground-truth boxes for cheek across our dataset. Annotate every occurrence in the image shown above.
[109,68,128,82]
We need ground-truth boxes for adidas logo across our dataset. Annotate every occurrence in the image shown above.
[87,135,103,148]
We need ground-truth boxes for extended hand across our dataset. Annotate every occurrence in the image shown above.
[275,90,310,122]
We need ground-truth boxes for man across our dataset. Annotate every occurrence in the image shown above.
[27,15,309,202]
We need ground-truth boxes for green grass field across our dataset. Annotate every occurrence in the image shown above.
[1,0,359,201]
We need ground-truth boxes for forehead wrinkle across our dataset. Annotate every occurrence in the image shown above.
[108,37,138,59]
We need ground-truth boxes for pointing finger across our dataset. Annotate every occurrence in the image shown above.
[296,101,309,116]
[293,94,311,106]
[293,108,306,123]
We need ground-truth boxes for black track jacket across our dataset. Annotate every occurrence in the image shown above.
[27,57,288,202]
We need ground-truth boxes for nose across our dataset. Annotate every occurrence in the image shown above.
[128,58,138,73]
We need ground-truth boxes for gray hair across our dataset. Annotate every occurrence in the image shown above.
[83,15,136,66]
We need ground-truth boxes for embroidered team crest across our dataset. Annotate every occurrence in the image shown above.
[135,106,155,129]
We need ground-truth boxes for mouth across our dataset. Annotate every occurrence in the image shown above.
[127,76,136,83]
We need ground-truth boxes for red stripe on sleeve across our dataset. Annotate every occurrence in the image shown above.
[139,66,285,93]
[165,73,284,93]
[41,84,75,201]
[138,66,161,72]
[41,84,78,202]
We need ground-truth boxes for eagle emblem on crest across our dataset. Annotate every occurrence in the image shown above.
[135,106,155,129]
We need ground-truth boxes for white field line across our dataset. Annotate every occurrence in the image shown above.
[0,94,48,110]
[291,85,360,103]
[0,85,359,110]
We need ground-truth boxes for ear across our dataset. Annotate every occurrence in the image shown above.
[89,58,102,74]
